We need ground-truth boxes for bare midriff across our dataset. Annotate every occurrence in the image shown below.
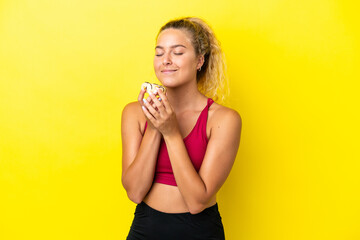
[143,182,217,213]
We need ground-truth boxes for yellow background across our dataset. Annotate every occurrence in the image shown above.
[1,0,359,239]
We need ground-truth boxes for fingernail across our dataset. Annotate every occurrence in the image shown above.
[142,99,147,103]
[141,106,146,110]
[158,98,162,101]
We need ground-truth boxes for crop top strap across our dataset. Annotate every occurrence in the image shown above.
[207,98,214,109]
[144,120,148,133]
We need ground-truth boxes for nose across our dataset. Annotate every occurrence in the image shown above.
[162,52,172,65]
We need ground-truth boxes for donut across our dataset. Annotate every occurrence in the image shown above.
[141,82,166,94]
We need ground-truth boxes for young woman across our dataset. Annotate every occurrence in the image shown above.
[121,17,242,239]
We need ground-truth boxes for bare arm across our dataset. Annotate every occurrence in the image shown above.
[163,108,241,214]
[121,92,162,204]
[142,90,242,214]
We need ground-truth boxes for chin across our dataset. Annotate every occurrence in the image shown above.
[158,80,174,88]
[156,77,175,87]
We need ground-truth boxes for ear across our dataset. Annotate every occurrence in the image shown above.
[197,55,205,70]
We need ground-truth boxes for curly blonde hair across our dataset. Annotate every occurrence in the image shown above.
[156,17,229,103]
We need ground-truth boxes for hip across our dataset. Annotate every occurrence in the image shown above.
[127,201,225,240]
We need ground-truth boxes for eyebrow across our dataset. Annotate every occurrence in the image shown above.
[155,44,187,50]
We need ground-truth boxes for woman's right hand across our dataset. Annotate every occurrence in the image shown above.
[138,88,159,131]
[122,90,163,204]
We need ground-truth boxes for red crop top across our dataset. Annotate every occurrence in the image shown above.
[144,98,214,186]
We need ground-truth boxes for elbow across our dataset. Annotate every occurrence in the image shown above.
[126,191,144,204]
[187,191,212,214]
[127,191,144,204]
[188,202,207,215]
[122,181,145,204]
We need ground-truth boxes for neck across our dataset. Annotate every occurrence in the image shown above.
[165,81,207,113]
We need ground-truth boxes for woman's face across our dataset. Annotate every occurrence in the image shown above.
[154,28,202,88]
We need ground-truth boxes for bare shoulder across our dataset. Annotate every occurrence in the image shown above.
[208,102,242,128]
[121,101,146,133]
[207,102,242,139]
[122,101,142,116]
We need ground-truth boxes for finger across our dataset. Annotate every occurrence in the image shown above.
[146,96,152,104]
[157,88,171,111]
[141,105,156,122]
[145,96,157,109]
[142,98,159,119]
[148,90,165,111]
[138,89,146,105]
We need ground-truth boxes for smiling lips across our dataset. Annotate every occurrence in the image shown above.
[161,69,177,73]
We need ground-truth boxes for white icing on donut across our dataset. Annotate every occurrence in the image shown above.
[141,82,166,94]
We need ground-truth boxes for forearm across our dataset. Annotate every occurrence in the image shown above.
[163,132,209,214]
[122,128,161,203]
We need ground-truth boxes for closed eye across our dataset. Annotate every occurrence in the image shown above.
[155,51,183,57]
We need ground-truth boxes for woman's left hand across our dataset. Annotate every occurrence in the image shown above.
[141,88,179,137]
